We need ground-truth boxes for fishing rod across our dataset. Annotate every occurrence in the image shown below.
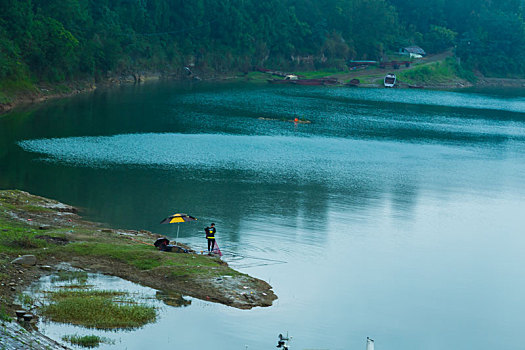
[219,249,287,265]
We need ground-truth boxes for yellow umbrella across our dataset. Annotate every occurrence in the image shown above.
[160,213,197,240]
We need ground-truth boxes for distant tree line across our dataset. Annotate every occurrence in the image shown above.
[0,0,524,86]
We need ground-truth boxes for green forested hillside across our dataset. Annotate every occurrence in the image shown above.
[389,0,525,76]
[0,0,524,89]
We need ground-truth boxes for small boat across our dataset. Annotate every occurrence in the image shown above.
[346,78,360,87]
[408,84,424,89]
[384,73,396,87]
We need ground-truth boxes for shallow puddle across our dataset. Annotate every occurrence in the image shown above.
[25,266,192,349]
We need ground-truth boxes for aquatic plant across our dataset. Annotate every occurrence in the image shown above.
[41,289,156,329]
[62,334,114,348]
[51,271,89,285]
[16,293,35,309]
[0,305,12,322]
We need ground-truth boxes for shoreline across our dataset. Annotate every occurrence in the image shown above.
[2,67,525,116]
[0,190,276,311]
[0,190,277,348]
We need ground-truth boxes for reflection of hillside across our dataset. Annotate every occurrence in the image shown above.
[0,148,424,251]
[3,82,524,255]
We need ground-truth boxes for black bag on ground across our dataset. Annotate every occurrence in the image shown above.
[154,237,170,251]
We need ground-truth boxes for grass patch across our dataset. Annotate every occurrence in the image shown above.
[62,242,164,270]
[0,189,264,310]
[0,225,48,251]
[242,71,271,83]
[20,205,53,213]
[59,284,93,289]
[51,271,89,284]
[47,290,126,301]
[41,289,156,329]
[0,305,12,322]
[397,57,477,85]
[16,293,35,309]
[61,241,226,273]
[62,334,114,348]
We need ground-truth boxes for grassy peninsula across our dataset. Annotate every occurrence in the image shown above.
[0,189,277,322]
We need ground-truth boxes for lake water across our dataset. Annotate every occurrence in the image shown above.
[2,82,525,350]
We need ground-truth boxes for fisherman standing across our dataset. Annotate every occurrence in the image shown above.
[205,223,216,253]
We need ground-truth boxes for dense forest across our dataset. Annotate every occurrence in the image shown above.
[0,0,524,87]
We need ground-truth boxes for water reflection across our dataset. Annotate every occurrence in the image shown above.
[26,268,195,350]
[155,291,191,308]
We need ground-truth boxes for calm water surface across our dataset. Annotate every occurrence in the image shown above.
[2,82,525,350]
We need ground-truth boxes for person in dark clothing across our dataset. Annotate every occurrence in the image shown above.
[205,223,216,252]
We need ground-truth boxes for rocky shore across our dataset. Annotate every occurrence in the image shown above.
[0,320,71,350]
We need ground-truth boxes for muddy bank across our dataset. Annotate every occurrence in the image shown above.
[0,190,277,349]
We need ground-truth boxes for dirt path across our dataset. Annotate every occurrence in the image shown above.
[329,50,455,85]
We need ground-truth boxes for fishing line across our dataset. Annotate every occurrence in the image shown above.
[220,249,287,265]
[234,262,286,269]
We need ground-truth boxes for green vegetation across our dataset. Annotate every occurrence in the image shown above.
[51,271,89,285]
[42,289,156,329]
[0,189,263,314]
[16,293,35,309]
[20,205,54,213]
[0,190,240,280]
[2,0,522,98]
[0,0,398,90]
[62,334,113,348]
[59,241,226,274]
[0,220,48,251]
[48,290,127,300]
[243,72,272,83]
[397,58,477,85]
[0,305,12,322]
[389,0,525,77]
